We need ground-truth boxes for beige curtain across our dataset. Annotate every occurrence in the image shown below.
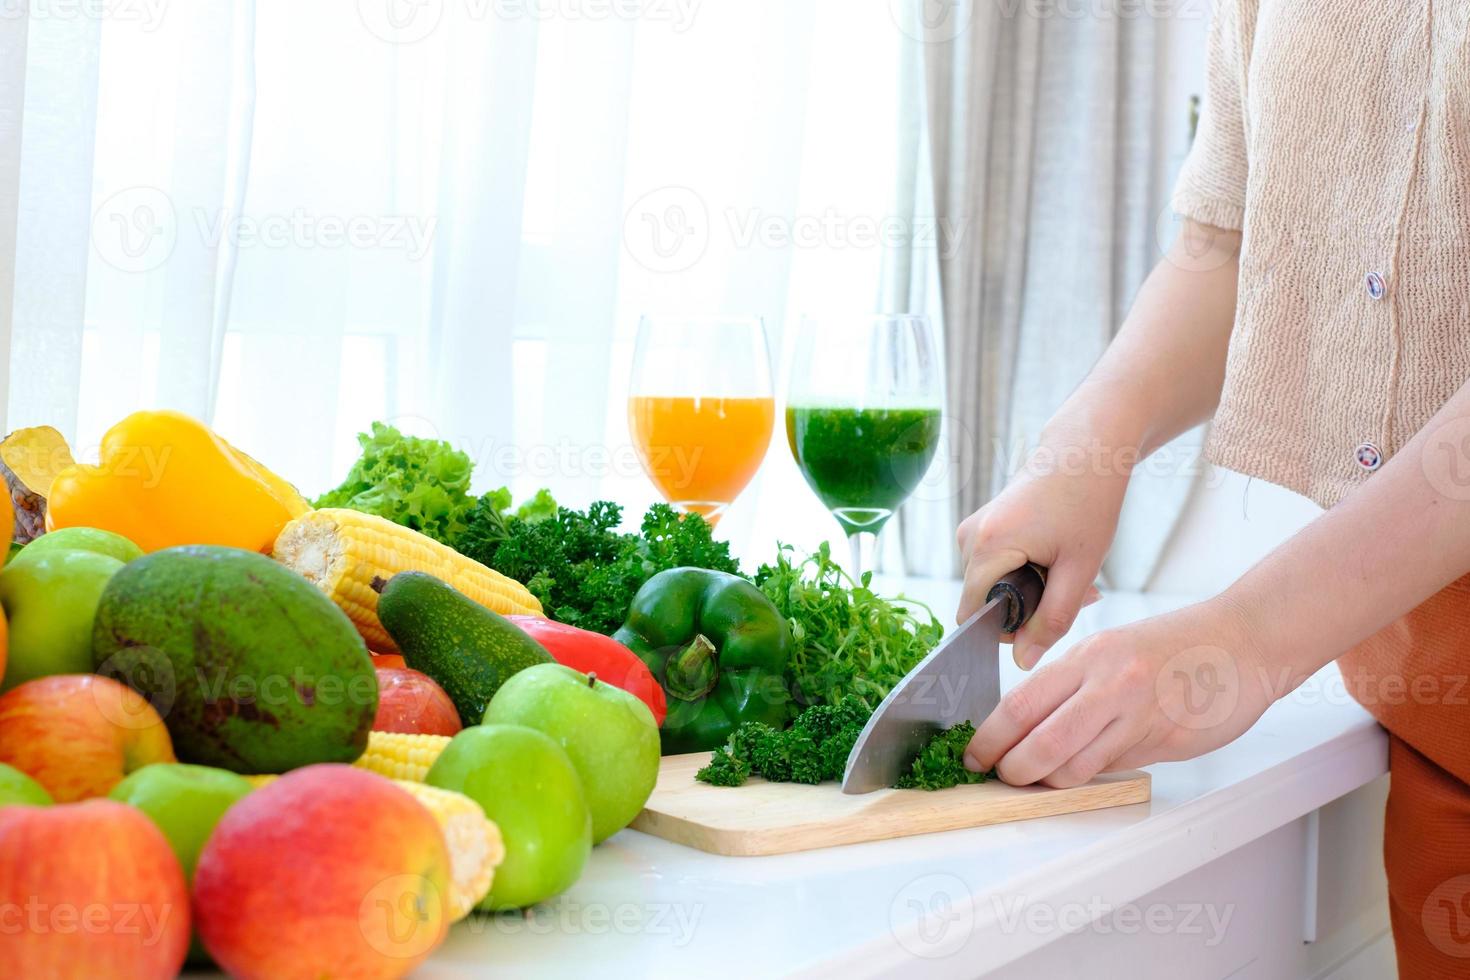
[896,1,1202,588]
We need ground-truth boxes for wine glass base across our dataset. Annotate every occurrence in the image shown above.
[832,506,894,538]
[671,501,730,526]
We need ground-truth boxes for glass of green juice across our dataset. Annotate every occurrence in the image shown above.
[786,314,944,577]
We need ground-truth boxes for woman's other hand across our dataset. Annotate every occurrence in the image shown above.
[963,596,1274,787]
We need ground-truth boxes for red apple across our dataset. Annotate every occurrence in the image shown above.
[373,667,461,737]
[194,764,452,980]
[0,675,175,802]
[0,799,190,979]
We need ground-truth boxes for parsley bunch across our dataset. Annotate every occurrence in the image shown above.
[754,543,944,714]
[697,697,871,787]
[457,497,740,635]
[696,700,991,791]
[893,722,989,790]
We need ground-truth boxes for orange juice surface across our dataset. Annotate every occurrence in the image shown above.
[628,396,775,518]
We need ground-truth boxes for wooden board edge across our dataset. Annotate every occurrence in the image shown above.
[752,771,1152,855]
[633,769,1152,857]
[629,809,780,858]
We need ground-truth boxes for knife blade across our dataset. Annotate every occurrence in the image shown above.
[840,564,1046,795]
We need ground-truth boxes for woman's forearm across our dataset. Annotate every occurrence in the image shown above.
[1224,381,1470,690]
[956,222,1243,654]
[1045,221,1241,459]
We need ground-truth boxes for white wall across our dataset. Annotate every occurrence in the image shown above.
[1151,470,1322,594]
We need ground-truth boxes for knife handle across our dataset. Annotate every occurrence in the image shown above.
[986,563,1047,634]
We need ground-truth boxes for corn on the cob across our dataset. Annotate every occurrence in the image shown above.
[354,731,452,782]
[243,770,503,920]
[272,508,542,652]
[395,781,504,919]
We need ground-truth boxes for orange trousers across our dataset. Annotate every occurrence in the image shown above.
[1340,573,1470,979]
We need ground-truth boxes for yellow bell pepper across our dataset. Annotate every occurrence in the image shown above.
[45,411,311,554]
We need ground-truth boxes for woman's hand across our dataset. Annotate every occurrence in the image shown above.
[963,596,1275,787]
[956,428,1130,669]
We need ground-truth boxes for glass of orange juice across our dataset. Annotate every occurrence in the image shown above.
[628,315,774,525]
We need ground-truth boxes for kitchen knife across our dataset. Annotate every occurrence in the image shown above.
[840,563,1046,795]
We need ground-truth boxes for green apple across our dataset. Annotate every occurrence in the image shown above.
[107,763,254,880]
[0,527,143,691]
[108,762,255,966]
[427,724,591,910]
[483,663,659,844]
[14,527,145,566]
[0,761,52,806]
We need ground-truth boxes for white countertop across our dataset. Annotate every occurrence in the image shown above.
[416,583,1390,979]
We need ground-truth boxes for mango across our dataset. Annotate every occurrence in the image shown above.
[92,546,376,773]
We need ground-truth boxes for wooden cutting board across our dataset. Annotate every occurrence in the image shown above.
[631,753,1150,856]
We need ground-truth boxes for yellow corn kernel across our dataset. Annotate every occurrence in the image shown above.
[272,508,542,652]
[354,731,452,783]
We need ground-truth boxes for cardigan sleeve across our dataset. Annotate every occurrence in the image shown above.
[1171,0,1252,231]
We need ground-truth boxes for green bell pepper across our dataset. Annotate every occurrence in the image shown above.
[613,568,792,754]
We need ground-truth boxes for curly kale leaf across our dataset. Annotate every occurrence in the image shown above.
[314,422,477,544]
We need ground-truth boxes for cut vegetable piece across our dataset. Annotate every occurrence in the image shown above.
[0,426,74,543]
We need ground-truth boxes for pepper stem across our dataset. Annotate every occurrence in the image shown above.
[664,634,719,702]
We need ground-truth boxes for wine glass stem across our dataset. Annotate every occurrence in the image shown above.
[847,531,878,580]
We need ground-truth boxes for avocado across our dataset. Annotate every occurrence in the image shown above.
[92,546,376,773]
[376,571,553,725]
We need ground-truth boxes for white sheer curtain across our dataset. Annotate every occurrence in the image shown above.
[0,0,924,566]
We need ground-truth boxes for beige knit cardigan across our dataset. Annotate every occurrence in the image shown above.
[1171,0,1470,508]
